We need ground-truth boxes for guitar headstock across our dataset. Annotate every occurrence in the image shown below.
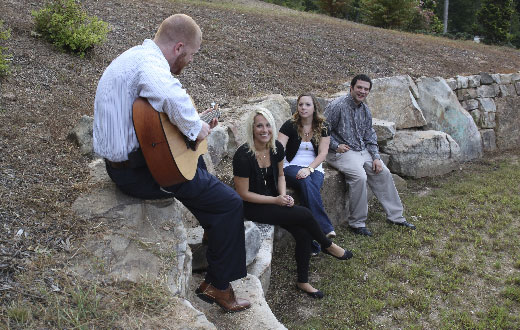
[201,103,221,123]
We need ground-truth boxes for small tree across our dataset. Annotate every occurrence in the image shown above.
[475,0,514,44]
[318,0,362,18]
[360,0,417,30]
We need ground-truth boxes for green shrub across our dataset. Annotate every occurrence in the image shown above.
[475,0,514,45]
[0,20,11,76]
[360,0,417,30]
[32,0,109,57]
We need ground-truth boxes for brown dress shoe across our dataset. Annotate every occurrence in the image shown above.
[195,281,251,313]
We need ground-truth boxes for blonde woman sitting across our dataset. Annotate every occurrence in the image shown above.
[232,108,352,299]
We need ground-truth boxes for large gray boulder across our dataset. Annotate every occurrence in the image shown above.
[284,95,331,114]
[381,130,461,178]
[285,164,349,230]
[206,124,229,167]
[188,222,262,272]
[247,224,275,293]
[67,115,95,157]
[226,94,292,153]
[416,76,482,160]
[495,95,520,150]
[321,163,349,228]
[71,159,193,297]
[372,118,396,142]
[365,75,427,129]
[72,161,285,330]
[190,274,287,330]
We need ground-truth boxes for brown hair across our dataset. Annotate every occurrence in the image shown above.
[291,94,327,144]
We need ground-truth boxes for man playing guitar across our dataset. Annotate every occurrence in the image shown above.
[93,14,250,312]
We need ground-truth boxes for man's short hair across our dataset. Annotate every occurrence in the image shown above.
[351,74,372,91]
[155,14,201,46]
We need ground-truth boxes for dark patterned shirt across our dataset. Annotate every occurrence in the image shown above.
[324,94,380,160]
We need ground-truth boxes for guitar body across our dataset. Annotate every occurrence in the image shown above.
[132,97,207,187]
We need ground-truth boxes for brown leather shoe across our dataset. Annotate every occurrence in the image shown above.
[195,281,251,313]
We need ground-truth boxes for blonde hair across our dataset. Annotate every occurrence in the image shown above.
[245,108,277,156]
[154,14,201,47]
[291,93,327,144]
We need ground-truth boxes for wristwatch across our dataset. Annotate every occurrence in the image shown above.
[307,166,314,173]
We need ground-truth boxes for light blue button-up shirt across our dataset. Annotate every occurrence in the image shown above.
[93,39,202,162]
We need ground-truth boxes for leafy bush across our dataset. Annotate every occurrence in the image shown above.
[32,0,109,57]
[318,0,363,20]
[360,0,443,32]
[406,2,443,33]
[447,31,473,40]
[0,20,11,76]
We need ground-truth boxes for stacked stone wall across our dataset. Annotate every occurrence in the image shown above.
[447,72,520,152]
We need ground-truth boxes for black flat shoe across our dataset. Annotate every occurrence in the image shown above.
[321,246,353,260]
[349,226,373,236]
[386,219,416,230]
[297,286,324,299]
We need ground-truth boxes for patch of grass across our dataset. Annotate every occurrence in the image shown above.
[57,285,102,328]
[117,281,172,315]
[267,156,520,328]
[502,286,520,302]
[7,301,32,326]
[0,20,11,76]
[3,270,175,329]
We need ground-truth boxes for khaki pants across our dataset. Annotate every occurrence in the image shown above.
[326,149,405,228]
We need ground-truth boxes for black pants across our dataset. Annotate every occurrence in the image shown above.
[243,202,332,283]
[106,157,247,290]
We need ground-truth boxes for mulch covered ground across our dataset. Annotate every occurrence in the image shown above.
[1,0,519,310]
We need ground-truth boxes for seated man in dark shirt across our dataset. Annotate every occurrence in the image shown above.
[324,74,415,237]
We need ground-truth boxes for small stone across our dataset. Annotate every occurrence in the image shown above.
[2,92,16,101]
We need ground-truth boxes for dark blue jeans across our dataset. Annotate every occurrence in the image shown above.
[284,165,335,234]
[106,157,246,290]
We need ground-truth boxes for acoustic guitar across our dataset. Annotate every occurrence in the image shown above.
[132,97,220,187]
